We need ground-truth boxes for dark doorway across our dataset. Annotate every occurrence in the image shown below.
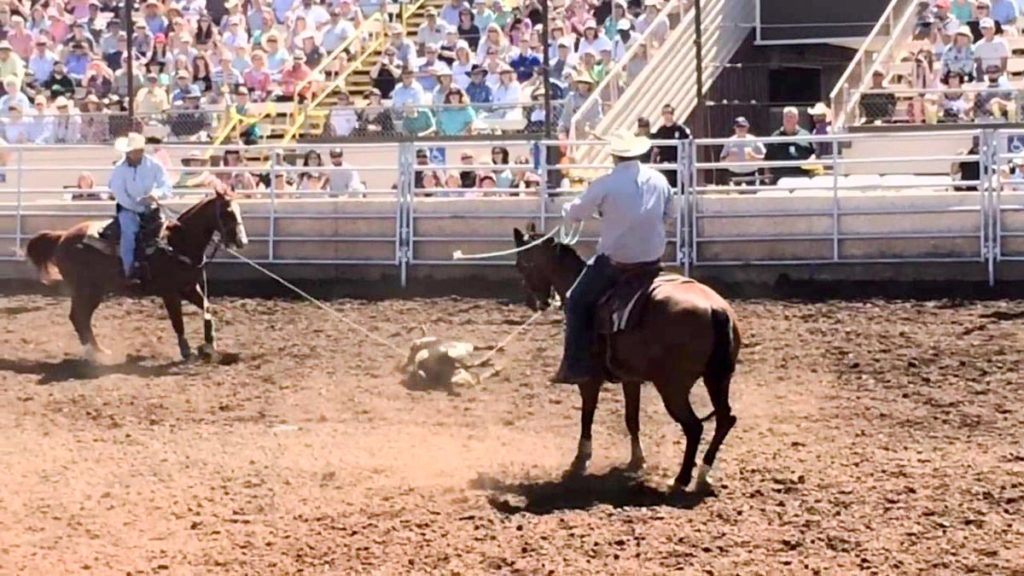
[768,67,822,106]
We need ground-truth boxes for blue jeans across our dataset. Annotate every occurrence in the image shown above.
[562,255,621,375]
[118,207,141,277]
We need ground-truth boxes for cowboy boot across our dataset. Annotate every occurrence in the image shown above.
[550,320,598,385]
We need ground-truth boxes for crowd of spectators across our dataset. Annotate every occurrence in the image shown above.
[860,0,1024,124]
[332,0,670,138]
[0,0,672,147]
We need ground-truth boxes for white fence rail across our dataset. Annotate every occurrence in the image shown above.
[3,131,1024,285]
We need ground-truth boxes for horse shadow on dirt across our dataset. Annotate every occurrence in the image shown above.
[0,355,182,385]
[471,467,712,515]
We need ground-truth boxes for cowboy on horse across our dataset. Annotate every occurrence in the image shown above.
[109,132,175,286]
[552,130,674,385]
[25,135,249,362]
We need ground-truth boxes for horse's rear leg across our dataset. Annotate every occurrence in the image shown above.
[569,379,601,476]
[654,376,703,492]
[70,285,106,360]
[696,373,737,493]
[623,381,645,471]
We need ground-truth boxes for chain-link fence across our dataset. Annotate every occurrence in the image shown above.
[292,100,568,141]
[856,86,1024,126]
[2,109,231,145]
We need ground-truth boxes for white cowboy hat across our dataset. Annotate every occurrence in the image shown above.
[807,102,831,117]
[114,132,146,153]
[606,130,652,158]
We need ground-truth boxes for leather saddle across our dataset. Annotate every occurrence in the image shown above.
[596,264,694,335]
[83,210,168,264]
[593,266,695,382]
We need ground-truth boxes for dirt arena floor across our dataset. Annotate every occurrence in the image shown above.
[1,293,1023,575]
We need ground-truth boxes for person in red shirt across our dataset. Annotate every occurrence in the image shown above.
[7,15,35,60]
[277,51,313,102]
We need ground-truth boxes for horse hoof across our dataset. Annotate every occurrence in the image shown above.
[84,344,113,363]
[693,478,715,496]
[626,458,646,474]
[669,476,690,494]
[566,458,589,478]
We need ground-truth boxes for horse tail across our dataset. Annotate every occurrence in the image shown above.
[25,231,64,285]
[699,307,736,423]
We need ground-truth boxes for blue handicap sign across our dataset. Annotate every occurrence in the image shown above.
[1008,135,1024,155]
[430,147,446,166]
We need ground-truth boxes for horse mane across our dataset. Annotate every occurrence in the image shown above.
[176,189,232,222]
[175,195,215,221]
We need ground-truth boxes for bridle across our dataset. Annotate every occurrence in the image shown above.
[159,194,238,269]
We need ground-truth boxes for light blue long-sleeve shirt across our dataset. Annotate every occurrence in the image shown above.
[109,155,174,213]
[562,160,673,264]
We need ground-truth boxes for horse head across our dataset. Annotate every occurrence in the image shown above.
[513,222,562,311]
[206,186,249,250]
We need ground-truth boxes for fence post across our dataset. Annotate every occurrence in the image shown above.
[268,149,277,262]
[676,140,685,270]
[398,140,413,288]
[986,128,999,286]
[686,137,697,274]
[830,133,840,262]
[539,140,548,233]
[14,147,22,255]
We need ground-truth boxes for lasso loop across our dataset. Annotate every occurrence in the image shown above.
[452,222,584,261]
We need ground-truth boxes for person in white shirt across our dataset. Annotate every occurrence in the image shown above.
[3,103,36,144]
[328,91,359,136]
[440,0,468,29]
[222,16,250,48]
[577,21,612,58]
[491,64,522,119]
[611,20,635,60]
[293,0,330,29]
[48,97,82,144]
[974,18,1009,75]
[551,131,672,383]
[322,7,356,53]
[28,38,56,83]
[719,116,766,183]
[417,9,448,50]
[326,147,364,197]
[0,78,30,119]
[108,132,174,283]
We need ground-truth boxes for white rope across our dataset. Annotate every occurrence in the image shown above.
[225,247,404,354]
[452,222,583,261]
[471,308,548,367]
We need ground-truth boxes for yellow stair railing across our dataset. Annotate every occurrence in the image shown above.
[204,102,278,159]
[280,0,432,145]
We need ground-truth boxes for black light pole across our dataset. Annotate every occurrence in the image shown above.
[540,0,553,139]
[125,0,135,121]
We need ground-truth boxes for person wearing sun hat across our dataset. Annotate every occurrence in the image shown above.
[557,71,601,138]
[109,131,174,284]
[941,25,976,81]
[0,40,25,83]
[550,129,672,384]
[806,101,833,158]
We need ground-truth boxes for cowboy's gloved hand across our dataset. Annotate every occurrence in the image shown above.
[140,193,160,206]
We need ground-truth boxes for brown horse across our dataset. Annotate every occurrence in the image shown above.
[513,226,741,493]
[25,189,249,361]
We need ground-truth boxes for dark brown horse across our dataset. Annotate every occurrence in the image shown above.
[513,226,741,493]
[25,189,249,362]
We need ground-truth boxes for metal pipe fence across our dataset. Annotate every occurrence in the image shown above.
[6,131,1024,285]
